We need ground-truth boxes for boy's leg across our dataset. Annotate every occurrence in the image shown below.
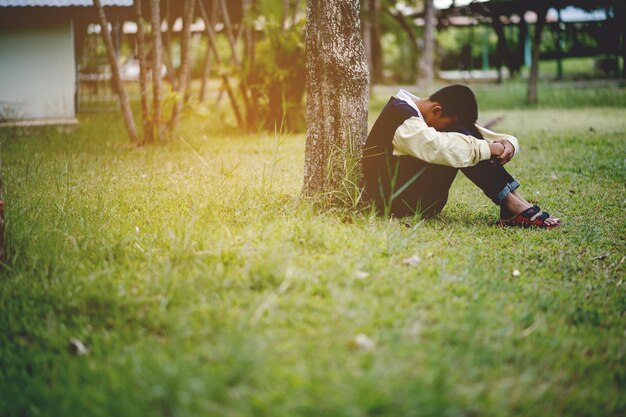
[460,160,519,207]
[389,156,458,218]
[460,162,560,226]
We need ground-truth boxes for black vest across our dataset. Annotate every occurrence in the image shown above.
[362,97,458,218]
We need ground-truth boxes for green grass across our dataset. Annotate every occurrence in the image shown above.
[538,57,625,79]
[371,79,626,115]
[1,85,625,417]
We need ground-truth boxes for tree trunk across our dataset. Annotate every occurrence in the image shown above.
[168,0,196,139]
[527,7,547,105]
[94,0,139,143]
[199,0,218,102]
[362,0,372,76]
[150,0,166,141]
[419,0,435,88]
[303,0,369,197]
[135,0,153,144]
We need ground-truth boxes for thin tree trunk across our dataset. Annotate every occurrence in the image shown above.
[150,0,166,141]
[555,8,563,80]
[243,0,259,124]
[220,0,241,67]
[388,8,418,50]
[303,0,369,197]
[516,15,528,75]
[386,7,419,84]
[221,0,254,128]
[282,0,290,29]
[0,167,5,265]
[94,0,139,143]
[198,0,244,127]
[135,0,153,144]
[492,12,516,78]
[169,0,196,139]
[243,0,257,68]
[290,0,300,27]
[162,2,177,88]
[617,2,626,79]
[199,0,218,102]
[527,7,547,104]
[419,0,435,88]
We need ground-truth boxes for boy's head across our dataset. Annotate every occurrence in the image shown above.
[422,84,478,132]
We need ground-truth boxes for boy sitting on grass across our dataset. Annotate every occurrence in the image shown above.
[362,84,560,229]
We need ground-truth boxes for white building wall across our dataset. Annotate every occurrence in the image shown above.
[0,20,76,120]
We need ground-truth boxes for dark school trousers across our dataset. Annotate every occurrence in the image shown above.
[388,140,520,219]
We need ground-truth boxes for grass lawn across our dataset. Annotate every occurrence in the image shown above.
[1,84,625,417]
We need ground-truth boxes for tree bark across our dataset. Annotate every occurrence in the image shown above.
[419,0,435,88]
[362,0,372,78]
[135,0,153,144]
[150,0,166,141]
[303,0,369,197]
[168,0,196,139]
[527,7,547,105]
[94,0,139,143]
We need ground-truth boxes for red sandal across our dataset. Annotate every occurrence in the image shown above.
[500,205,561,229]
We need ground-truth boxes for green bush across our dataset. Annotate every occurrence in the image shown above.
[246,20,306,132]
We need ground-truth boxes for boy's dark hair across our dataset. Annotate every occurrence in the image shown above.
[429,84,478,129]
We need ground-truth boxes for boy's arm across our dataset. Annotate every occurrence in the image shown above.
[476,125,519,155]
[393,117,501,168]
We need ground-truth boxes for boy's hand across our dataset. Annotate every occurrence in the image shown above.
[492,137,515,165]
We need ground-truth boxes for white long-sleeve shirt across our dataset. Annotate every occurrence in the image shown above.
[392,89,519,168]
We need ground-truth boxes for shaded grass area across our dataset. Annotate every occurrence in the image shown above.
[1,98,625,417]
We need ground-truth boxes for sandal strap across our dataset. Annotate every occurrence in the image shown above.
[538,212,550,221]
[519,205,541,219]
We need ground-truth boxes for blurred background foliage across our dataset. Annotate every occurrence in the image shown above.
[73,0,625,135]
